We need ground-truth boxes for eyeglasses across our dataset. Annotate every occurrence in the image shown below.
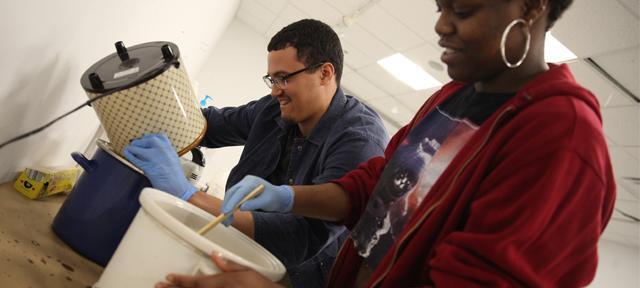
[262,63,324,89]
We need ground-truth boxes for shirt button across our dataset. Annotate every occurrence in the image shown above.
[288,178,294,184]
[296,145,302,151]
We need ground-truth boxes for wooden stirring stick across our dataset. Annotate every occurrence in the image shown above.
[197,184,265,235]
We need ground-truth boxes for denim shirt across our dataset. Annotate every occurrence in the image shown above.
[200,88,388,287]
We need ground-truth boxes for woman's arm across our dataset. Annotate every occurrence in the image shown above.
[290,183,350,222]
[188,191,256,238]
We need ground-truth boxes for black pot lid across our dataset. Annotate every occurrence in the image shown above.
[80,41,181,94]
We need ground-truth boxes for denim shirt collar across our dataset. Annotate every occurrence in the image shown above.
[275,88,348,146]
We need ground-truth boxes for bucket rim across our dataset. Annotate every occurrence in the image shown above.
[137,188,285,280]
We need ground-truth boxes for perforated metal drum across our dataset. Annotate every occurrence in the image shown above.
[80,41,206,156]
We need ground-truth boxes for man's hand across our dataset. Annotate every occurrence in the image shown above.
[221,175,294,225]
[155,252,281,288]
[124,133,198,201]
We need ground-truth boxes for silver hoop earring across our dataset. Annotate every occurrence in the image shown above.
[500,19,531,68]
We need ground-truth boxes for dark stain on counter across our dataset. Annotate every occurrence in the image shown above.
[61,262,75,272]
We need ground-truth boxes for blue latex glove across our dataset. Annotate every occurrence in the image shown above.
[221,175,294,226]
[123,133,198,201]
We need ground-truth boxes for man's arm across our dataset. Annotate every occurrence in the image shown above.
[200,95,272,148]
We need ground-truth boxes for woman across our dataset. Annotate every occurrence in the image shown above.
[157,0,615,287]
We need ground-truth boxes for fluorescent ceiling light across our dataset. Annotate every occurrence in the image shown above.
[545,32,577,63]
[377,53,442,91]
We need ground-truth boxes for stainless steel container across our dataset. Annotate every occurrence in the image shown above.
[80,41,206,156]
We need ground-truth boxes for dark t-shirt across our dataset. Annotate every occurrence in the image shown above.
[266,126,303,185]
[352,85,515,272]
[439,85,515,125]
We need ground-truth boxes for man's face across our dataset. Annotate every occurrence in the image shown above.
[266,46,325,124]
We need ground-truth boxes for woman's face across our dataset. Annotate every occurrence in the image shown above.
[435,0,529,83]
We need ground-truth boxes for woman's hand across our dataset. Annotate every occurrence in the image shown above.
[155,252,282,288]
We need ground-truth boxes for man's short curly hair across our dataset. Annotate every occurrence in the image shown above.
[546,0,573,30]
[268,19,344,86]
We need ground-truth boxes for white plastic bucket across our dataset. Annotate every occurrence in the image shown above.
[94,188,285,287]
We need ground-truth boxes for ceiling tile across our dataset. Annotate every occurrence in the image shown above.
[602,220,639,247]
[404,43,451,84]
[568,60,636,108]
[236,7,272,36]
[552,0,639,57]
[342,65,354,75]
[342,40,375,70]
[610,212,640,231]
[613,201,640,228]
[601,106,640,146]
[340,23,394,61]
[341,70,389,101]
[323,0,371,15]
[616,0,640,18]
[290,0,343,27]
[623,146,640,161]
[356,5,424,51]
[378,0,440,43]
[367,96,414,124]
[251,0,288,15]
[358,64,414,95]
[591,46,640,101]
[264,4,309,38]
[618,176,640,200]
[616,184,638,202]
[239,0,277,29]
[609,147,640,180]
[615,200,640,219]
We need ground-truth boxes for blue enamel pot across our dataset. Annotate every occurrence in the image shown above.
[52,139,150,266]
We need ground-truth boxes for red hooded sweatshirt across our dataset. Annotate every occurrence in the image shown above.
[329,64,616,287]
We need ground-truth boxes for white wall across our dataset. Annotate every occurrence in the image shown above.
[0,0,239,183]
[590,240,639,288]
[193,19,270,198]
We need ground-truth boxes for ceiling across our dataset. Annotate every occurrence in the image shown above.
[234,0,640,247]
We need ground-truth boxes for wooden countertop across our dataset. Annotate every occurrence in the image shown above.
[0,182,103,287]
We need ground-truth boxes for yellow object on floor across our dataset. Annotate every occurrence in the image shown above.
[14,166,79,200]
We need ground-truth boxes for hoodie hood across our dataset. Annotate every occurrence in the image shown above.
[411,64,602,132]
[511,64,602,123]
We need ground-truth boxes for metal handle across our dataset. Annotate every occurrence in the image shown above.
[71,152,95,173]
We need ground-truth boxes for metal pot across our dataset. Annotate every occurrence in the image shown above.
[52,139,205,266]
[52,139,148,266]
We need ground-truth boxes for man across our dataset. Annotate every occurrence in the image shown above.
[124,19,389,287]
[156,0,615,287]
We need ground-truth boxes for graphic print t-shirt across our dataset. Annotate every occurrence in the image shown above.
[351,85,514,268]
